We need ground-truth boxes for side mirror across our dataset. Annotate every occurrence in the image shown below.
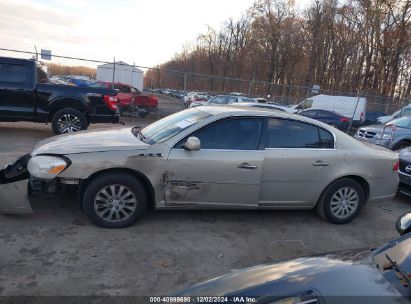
[184,136,200,151]
[396,212,411,235]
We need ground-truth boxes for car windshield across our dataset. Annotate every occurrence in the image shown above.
[372,235,411,297]
[139,108,212,144]
[390,117,411,129]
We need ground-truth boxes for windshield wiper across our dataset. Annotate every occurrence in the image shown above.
[384,253,410,286]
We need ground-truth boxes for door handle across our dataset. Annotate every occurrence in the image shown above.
[313,161,329,167]
[238,163,258,169]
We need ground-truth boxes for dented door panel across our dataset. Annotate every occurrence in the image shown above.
[165,149,264,207]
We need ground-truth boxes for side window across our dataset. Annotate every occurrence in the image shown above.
[209,96,226,104]
[316,111,330,118]
[0,63,29,83]
[402,108,411,117]
[119,85,131,93]
[302,110,317,118]
[178,118,264,150]
[227,97,238,103]
[265,119,334,149]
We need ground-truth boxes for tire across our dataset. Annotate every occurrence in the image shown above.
[82,172,148,228]
[51,108,88,135]
[393,141,411,151]
[316,178,365,224]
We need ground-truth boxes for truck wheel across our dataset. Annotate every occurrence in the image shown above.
[393,141,411,151]
[52,108,88,135]
[316,178,365,224]
[82,172,148,228]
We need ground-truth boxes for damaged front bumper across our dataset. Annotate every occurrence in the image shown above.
[0,154,33,214]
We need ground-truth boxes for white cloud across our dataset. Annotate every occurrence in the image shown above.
[0,0,312,67]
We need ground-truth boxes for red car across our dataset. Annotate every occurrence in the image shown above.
[93,82,158,116]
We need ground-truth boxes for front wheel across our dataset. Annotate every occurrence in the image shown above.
[51,108,88,135]
[82,172,148,228]
[316,178,365,224]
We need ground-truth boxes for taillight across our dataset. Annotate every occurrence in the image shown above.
[340,117,350,123]
[103,95,118,110]
[360,112,364,121]
[393,161,399,171]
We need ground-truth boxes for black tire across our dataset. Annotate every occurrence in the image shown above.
[316,178,365,224]
[393,141,411,151]
[82,172,148,228]
[51,108,88,135]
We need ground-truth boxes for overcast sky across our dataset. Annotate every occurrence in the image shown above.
[0,0,311,67]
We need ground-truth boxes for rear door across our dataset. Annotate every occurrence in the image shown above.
[259,118,339,207]
[0,60,35,119]
[166,117,265,207]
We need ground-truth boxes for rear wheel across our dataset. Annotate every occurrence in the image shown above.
[51,108,88,135]
[316,178,365,224]
[82,172,148,228]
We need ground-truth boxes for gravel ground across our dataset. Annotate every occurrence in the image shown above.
[0,95,410,297]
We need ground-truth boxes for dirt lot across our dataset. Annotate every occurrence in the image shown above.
[0,95,410,297]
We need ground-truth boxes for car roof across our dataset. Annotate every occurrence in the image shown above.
[197,105,319,123]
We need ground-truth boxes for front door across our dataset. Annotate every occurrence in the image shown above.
[165,117,265,207]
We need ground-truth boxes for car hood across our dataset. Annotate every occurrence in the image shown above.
[175,249,402,298]
[358,124,385,133]
[31,128,150,156]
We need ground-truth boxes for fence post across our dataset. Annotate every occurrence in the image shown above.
[347,93,361,134]
[248,79,254,96]
[111,57,116,89]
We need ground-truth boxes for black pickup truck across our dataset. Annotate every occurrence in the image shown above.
[0,57,120,134]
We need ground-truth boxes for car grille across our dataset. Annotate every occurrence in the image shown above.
[400,159,411,174]
[357,129,378,139]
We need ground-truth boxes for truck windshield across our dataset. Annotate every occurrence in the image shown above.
[372,235,411,297]
[139,108,212,144]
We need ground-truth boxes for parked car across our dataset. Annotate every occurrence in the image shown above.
[254,97,267,103]
[398,148,411,197]
[236,102,286,112]
[175,212,411,302]
[186,93,209,107]
[0,56,119,134]
[364,111,386,126]
[292,95,367,127]
[355,116,411,151]
[378,104,411,124]
[92,81,158,117]
[299,109,351,130]
[208,95,257,105]
[0,106,398,228]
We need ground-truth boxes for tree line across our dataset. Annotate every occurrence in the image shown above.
[144,0,411,104]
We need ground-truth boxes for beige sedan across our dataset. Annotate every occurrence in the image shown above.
[0,106,399,228]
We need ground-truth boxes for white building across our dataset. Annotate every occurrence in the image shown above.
[96,61,144,91]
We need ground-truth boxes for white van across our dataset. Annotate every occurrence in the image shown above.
[292,94,367,126]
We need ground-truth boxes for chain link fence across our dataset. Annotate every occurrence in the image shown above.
[1,46,408,127]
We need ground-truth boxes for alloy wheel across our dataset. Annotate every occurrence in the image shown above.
[57,114,82,133]
[94,184,137,223]
[330,187,359,219]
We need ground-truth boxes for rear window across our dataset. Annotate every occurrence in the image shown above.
[0,63,29,83]
[265,118,334,149]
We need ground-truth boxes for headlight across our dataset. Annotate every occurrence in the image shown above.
[382,133,392,140]
[28,156,69,179]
